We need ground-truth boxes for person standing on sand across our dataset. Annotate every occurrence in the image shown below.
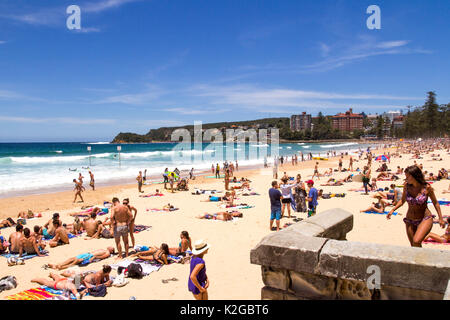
[224,169,230,191]
[306,180,318,217]
[362,166,372,195]
[89,171,95,191]
[110,197,133,259]
[73,179,85,203]
[215,163,220,178]
[338,157,343,172]
[78,173,84,186]
[123,198,137,249]
[137,171,144,193]
[349,157,353,172]
[169,172,175,193]
[269,181,282,231]
[163,168,169,189]
[188,240,210,300]
[235,160,238,171]
[312,162,320,180]
[387,165,445,247]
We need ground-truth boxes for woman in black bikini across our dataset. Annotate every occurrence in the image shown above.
[387,165,445,247]
[131,243,169,264]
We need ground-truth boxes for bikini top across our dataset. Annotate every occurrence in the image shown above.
[405,186,428,206]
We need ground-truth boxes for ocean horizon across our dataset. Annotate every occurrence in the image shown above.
[0,141,375,198]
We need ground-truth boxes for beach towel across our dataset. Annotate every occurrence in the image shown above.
[1,250,49,260]
[205,175,225,179]
[423,239,450,245]
[5,287,60,300]
[148,208,179,212]
[140,193,164,198]
[220,204,254,209]
[134,225,151,233]
[362,211,398,216]
[111,259,162,276]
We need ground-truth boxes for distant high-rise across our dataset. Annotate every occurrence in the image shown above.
[290,112,312,131]
[332,108,363,131]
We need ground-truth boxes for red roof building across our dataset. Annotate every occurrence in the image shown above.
[332,108,363,131]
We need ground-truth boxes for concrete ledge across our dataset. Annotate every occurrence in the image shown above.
[318,240,450,293]
[251,208,450,300]
[250,232,328,274]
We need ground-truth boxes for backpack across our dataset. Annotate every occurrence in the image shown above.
[126,263,144,279]
[88,284,107,297]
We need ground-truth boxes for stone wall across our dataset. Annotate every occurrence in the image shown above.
[250,209,450,300]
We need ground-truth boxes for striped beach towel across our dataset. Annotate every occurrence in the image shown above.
[5,287,59,300]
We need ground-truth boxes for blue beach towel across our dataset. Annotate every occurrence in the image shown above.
[363,211,398,216]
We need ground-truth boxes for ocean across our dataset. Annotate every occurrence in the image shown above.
[0,141,375,198]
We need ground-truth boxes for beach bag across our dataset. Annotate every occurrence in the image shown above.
[88,284,107,297]
[0,276,17,293]
[126,263,144,279]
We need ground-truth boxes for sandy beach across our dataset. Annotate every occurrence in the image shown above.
[1,144,449,300]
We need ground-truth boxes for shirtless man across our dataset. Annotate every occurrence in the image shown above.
[123,198,137,248]
[49,220,70,248]
[31,273,80,299]
[18,228,45,257]
[46,247,115,270]
[89,171,95,191]
[43,213,62,239]
[73,179,85,203]
[8,224,24,254]
[137,171,144,193]
[82,265,113,289]
[110,197,133,259]
[349,157,354,171]
[83,211,100,237]
[78,173,84,185]
[32,225,46,251]
[312,162,320,180]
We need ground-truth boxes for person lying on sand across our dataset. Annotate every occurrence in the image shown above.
[130,243,169,265]
[196,211,243,221]
[31,272,80,299]
[168,231,192,256]
[443,184,450,194]
[81,265,113,289]
[45,247,115,270]
[17,210,35,219]
[0,218,15,229]
[360,196,388,213]
[424,217,450,243]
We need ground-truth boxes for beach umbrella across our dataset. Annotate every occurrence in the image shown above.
[375,155,389,161]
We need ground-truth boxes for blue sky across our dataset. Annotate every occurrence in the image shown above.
[0,0,449,142]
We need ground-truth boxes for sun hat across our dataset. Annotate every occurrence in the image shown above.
[192,239,210,255]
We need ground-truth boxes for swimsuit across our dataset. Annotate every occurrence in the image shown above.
[54,278,68,290]
[76,253,94,264]
[114,225,129,238]
[403,186,434,226]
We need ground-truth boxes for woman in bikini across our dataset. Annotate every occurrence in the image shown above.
[31,272,80,299]
[360,195,387,214]
[387,165,446,247]
[131,243,169,264]
[169,231,192,256]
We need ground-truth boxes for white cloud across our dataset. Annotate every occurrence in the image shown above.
[187,84,420,113]
[83,0,142,13]
[0,40,6,44]
[94,85,166,105]
[376,40,409,49]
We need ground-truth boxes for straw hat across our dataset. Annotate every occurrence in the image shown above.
[192,239,210,255]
